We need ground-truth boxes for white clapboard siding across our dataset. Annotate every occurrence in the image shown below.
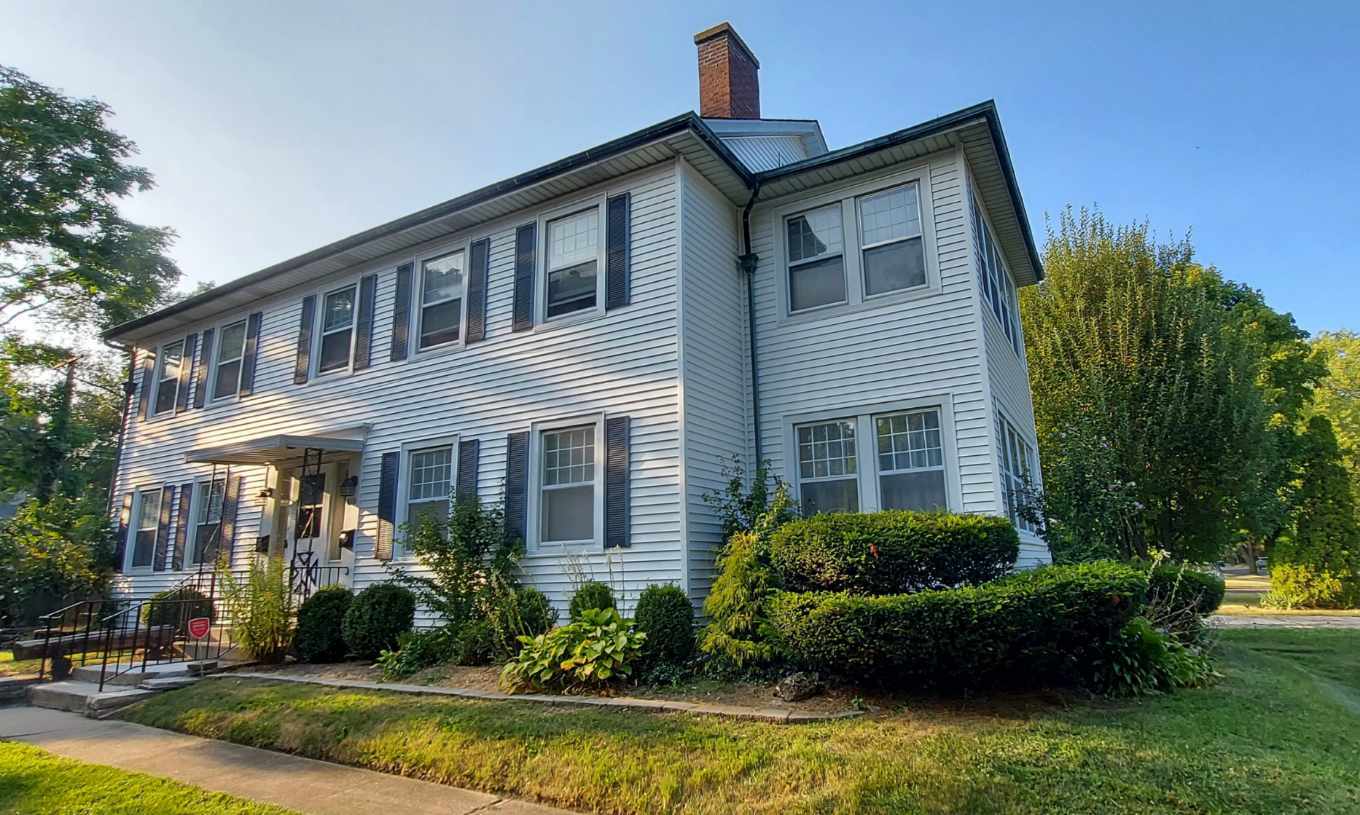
[748,149,1001,517]
[111,163,685,614]
[720,135,810,172]
[678,161,748,606]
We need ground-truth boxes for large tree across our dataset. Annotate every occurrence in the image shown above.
[1022,209,1273,562]
[1309,330,1360,505]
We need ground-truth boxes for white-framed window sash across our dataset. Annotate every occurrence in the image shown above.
[210,317,249,402]
[152,339,185,416]
[313,282,358,376]
[394,434,460,560]
[526,413,605,553]
[126,488,161,572]
[536,196,608,327]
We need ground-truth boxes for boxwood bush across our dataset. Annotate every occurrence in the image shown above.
[568,581,615,621]
[768,561,1147,689]
[769,510,1020,595]
[634,584,694,668]
[294,586,353,663]
[1146,563,1225,615]
[342,583,416,659]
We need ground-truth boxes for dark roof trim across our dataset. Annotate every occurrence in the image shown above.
[755,100,1043,280]
[106,113,754,341]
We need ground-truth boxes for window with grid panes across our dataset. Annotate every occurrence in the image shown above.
[795,419,859,514]
[785,204,847,312]
[857,183,926,297]
[540,426,595,542]
[874,409,947,511]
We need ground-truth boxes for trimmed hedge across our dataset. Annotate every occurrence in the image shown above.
[342,583,416,659]
[1147,563,1225,615]
[768,561,1147,689]
[769,511,1020,595]
[634,584,694,668]
[294,586,353,663]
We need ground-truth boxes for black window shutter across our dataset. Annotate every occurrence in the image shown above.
[136,353,154,420]
[375,451,400,561]
[176,334,198,412]
[193,328,215,408]
[294,296,316,385]
[390,263,413,361]
[219,476,241,565]
[512,223,536,332]
[605,415,631,548]
[606,193,631,310]
[504,431,530,543]
[466,238,490,343]
[239,312,264,395]
[172,481,193,571]
[353,274,378,370]
[114,492,133,572]
[456,438,480,500]
[153,484,176,572]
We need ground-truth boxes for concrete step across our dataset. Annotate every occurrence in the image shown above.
[70,659,217,686]
[138,676,202,691]
[27,681,158,716]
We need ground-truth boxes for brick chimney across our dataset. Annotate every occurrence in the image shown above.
[694,22,760,119]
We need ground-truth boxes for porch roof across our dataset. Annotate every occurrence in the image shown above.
[184,427,368,466]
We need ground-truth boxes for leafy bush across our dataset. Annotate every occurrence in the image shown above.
[0,496,113,625]
[698,481,794,670]
[568,581,615,621]
[768,561,1147,689]
[342,583,416,659]
[1264,563,1357,609]
[770,511,1020,595]
[1092,616,1216,696]
[702,457,798,539]
[140,588,212,629]
[634,584,693,668]
[218,557,292,663]
[377,626,457,680]
[484,582,558,660]
[293,586,353,663]
[499,607,646,693]
[1146,563,1225,615]
[513,586,556,637]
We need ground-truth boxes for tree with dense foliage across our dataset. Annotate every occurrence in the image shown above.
[1309,330,1360,505]
[0,495,113,624]
[1022,209,1273,562]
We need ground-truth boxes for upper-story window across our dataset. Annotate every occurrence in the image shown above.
[786,204,846,312]
[130,488,160,569]
[419,250,464,350]
[318,284,356,374]
[212,319,247,400]
[970,191,1022,356]
[780,169,935,317]
[153,340,184,415]
[545,208,600,320]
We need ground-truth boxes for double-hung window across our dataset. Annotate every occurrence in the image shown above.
[419,251,464,349]
[857,183,926,297]
[996,412,1037,533]
[785,204,846,312]
[875,409,947,511]
[545,208,600,320]
[795,419,859,514]
[153,340,184,415]
[406,445,453,528]
[212,319,247,400]
[131,489,160,569]
[317,285,356,374]
[192,478,226,565]
[970,191,1022,355]
[539,425,596,544]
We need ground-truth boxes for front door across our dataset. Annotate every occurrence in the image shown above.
[286,469,329,599]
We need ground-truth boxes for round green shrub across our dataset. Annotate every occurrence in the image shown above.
[1146,563,1225,615]
[634,584,694,668]
[294,586,353,663]
[514,586,557,636]
[141,588,212,629]
[768,561,1147,690]
[342,583,416,659]
[769,510,1020,595]
[569,581,615,621]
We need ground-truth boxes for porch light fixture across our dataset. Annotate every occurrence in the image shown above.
[339,475,358,499]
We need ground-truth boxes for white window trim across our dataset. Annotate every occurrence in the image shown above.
[125,487,161,574]
[393,434,460,561]
[772,164,940,323]
[857,181,928,303]
[186,476,227,568]
[873,408,949,511]
[409,239,473,358]
[207,315,250,404]
[525,412,605,555]
[535,195,608,329]
[969,187,1025,361]
[791,417,861,512]
[311,280,360,378]
[783,394,960,514]
[150,338,187,418]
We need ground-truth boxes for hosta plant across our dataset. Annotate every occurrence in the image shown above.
[499,607,646,694]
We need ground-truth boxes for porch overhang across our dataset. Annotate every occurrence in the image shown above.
[184,428,368,466]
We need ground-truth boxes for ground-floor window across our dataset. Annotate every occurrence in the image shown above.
[131,489,160,569]
[996,409,1038,533]
[193,478,226,565]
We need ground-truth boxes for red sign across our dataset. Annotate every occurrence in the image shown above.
[187,617,212,639]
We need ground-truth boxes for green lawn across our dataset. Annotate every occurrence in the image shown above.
[121,629,1360,814]
[0,740,295,814]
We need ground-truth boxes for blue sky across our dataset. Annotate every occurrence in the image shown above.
[5,0,1357,333]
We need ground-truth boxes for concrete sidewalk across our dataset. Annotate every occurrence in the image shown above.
[0,706,571,815]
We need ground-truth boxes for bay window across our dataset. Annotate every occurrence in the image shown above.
[970,190,1022,356]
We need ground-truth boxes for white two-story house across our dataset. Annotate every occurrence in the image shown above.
[103,23,1048,614]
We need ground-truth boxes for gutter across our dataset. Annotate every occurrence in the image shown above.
[738,182,763,464]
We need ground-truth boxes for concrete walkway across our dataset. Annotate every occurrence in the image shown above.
[1211,613,1360,629]
[0,706,571,815]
